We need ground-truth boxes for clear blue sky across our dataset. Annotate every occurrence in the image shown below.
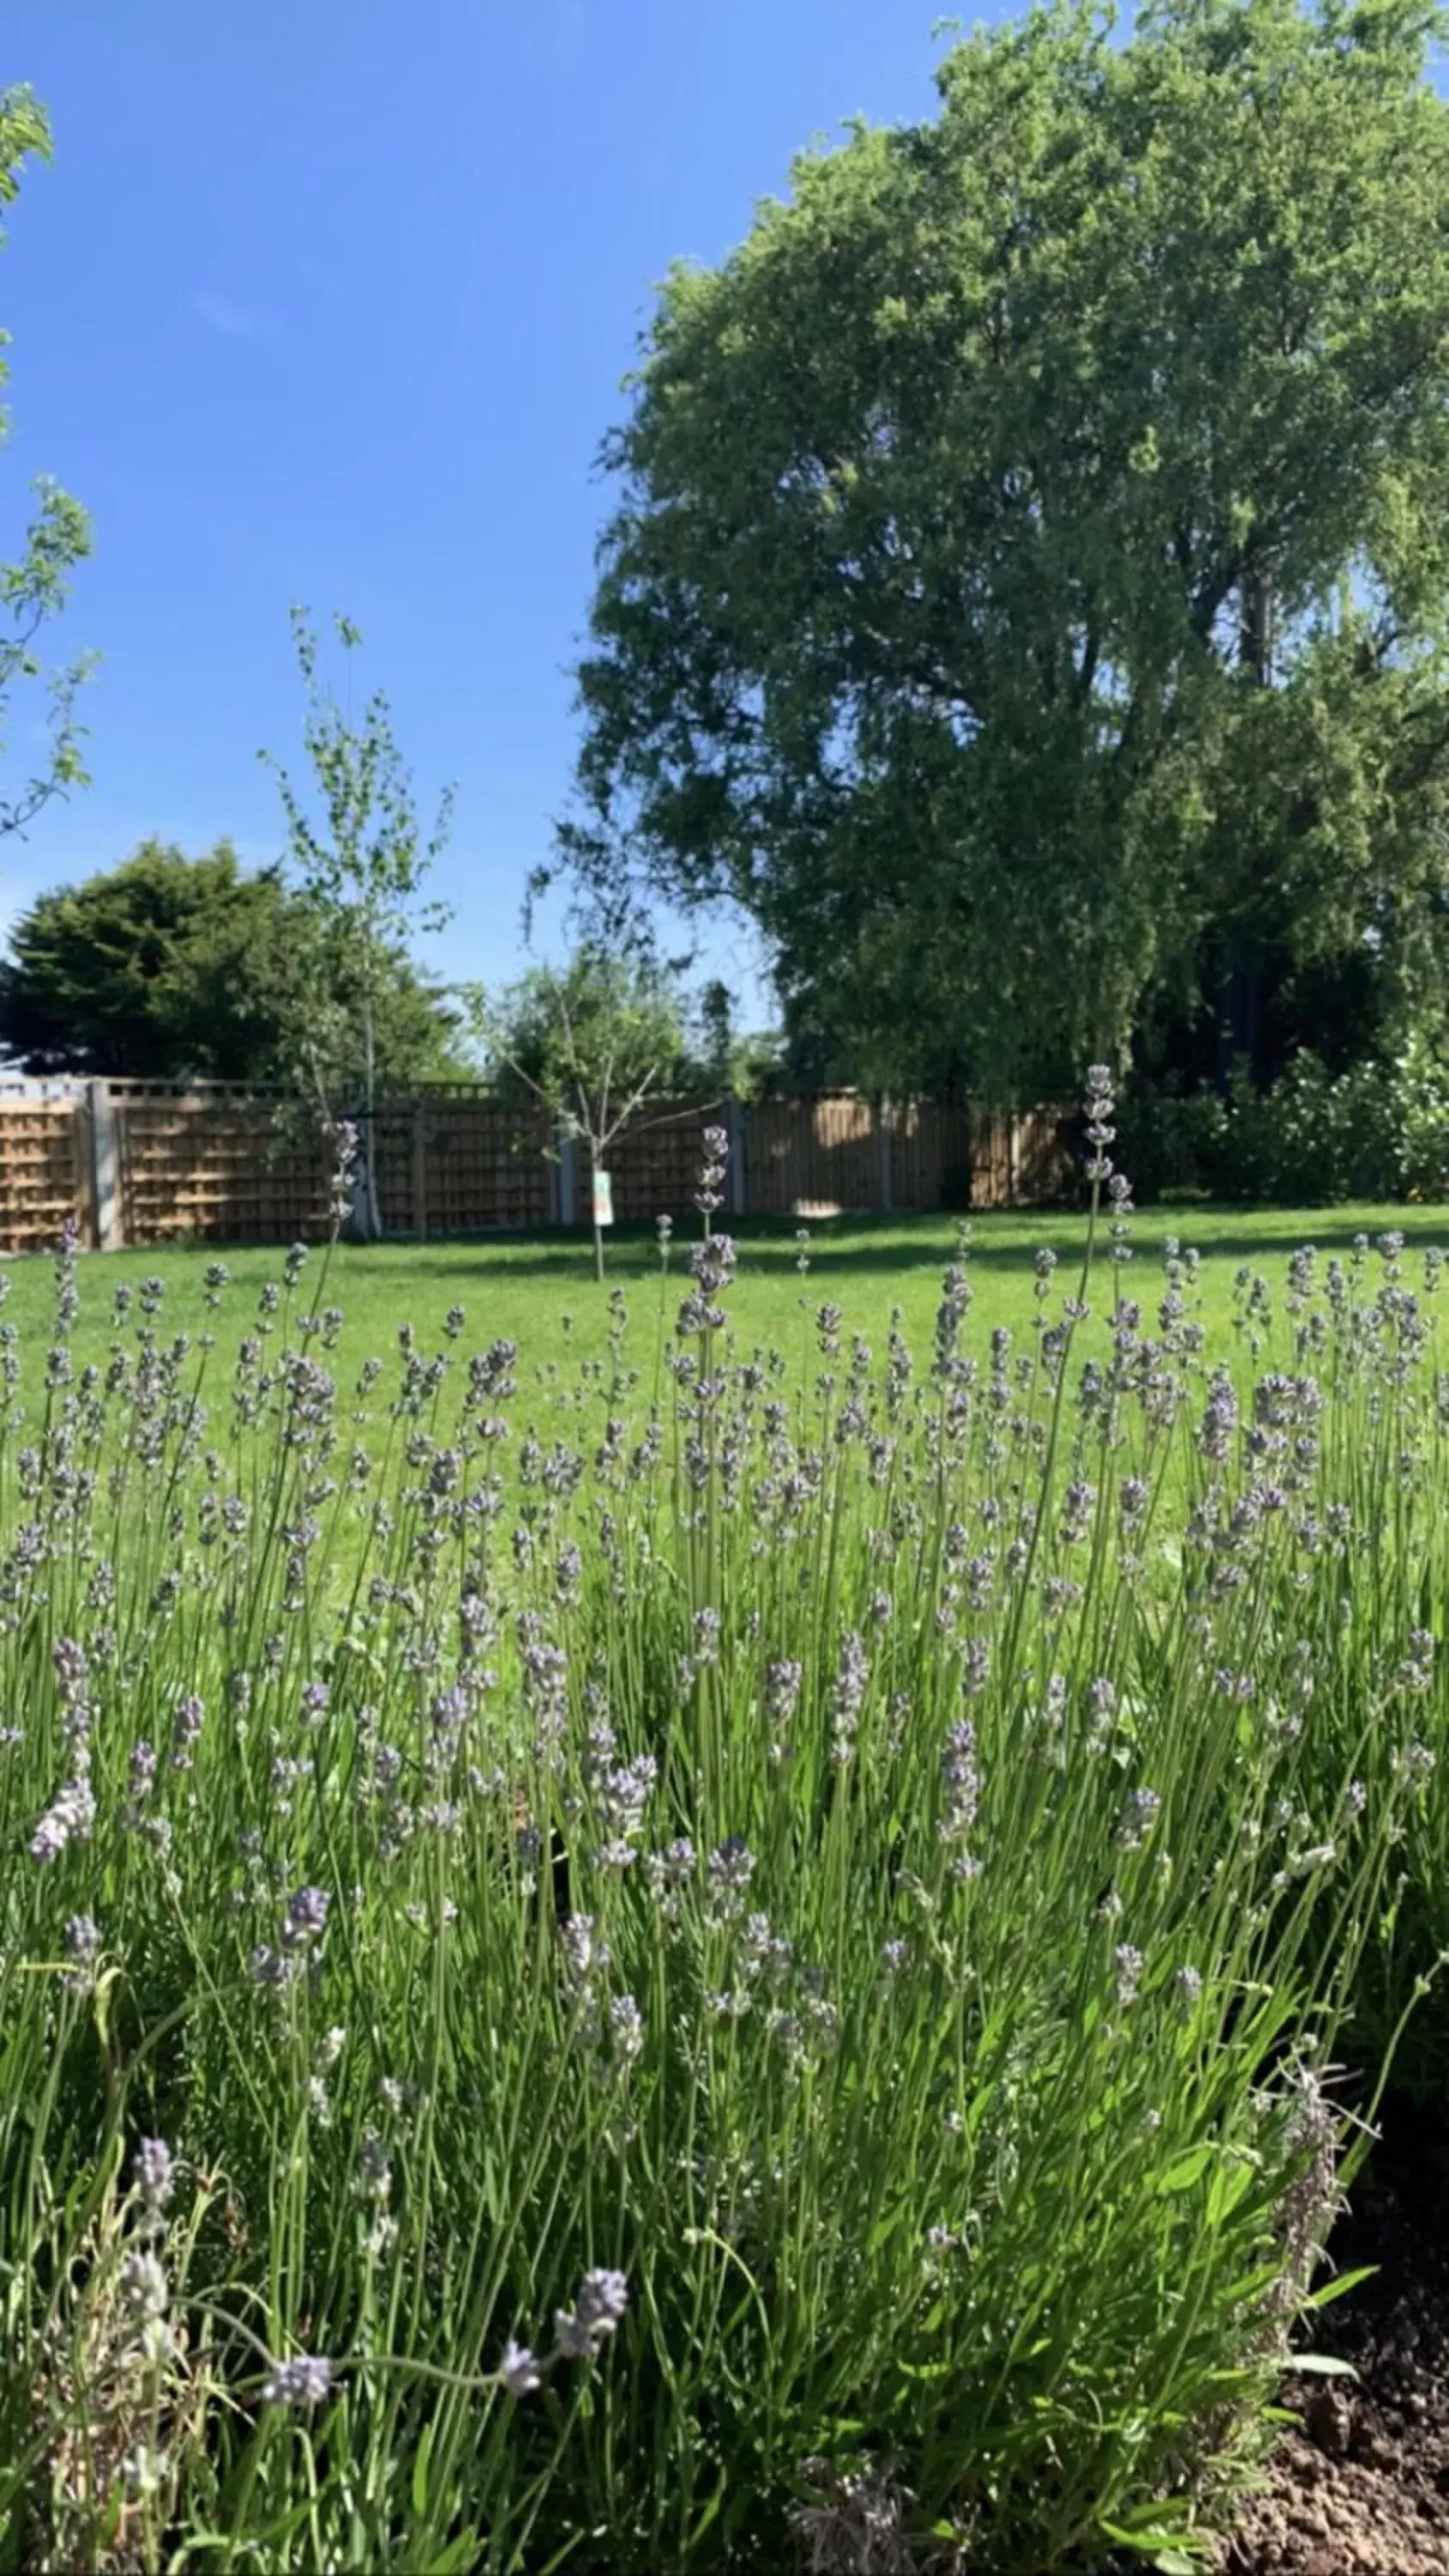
[0,0,959,1024]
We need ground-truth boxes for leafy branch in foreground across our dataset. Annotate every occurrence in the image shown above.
[0,88,93,840]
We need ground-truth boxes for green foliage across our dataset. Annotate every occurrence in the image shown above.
[565,0,1449,1099]
[0,840,465,1086]
[1121,1039,1449,1204]
[0,87,92,838]
[261,610,456,1235]
[1,1187,1446,2567]
[476,943,693,1274]
[691,975,784,1100]
[478,942,688,1121]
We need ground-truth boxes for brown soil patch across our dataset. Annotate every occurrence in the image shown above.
[1222,2097,1449,2576]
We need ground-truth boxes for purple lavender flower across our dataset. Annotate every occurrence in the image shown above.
[1113,1944,1144,2007]
[694,1124,730,1217]
[248,1944,298,1988]
[121,2248,169,2324]
[263,2354,335,2408]
[938,1719,980,1845]
[62,1915,100,1991]
[283,1886,330,1947]
[554,2266,629,2358]
[134,2136,176,2210]
[172,1692,204,1770]
[831,1631,869,1731]
[707,1836,755,1893]
[29,1774,96,1863]
[1117,1787,1161,1851]
[961,1637,991,1699]
[561,1913,601,1984]
[766,1660,803,1724]
[64,1913,100,1961]
[598,1753,658,1838]
[609,1994,644,2061]
[644,1838,695,1910]
[500,2337,541,2398]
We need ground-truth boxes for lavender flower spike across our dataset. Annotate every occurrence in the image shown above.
[500,2337,542,2398]
[263,2354,335,2408]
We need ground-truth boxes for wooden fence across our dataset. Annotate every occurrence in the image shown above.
[0,1078,1073,1255]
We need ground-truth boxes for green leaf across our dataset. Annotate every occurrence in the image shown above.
[1306,2265,1376,2310]
[1205,2157,1256,2226]
[410,2418,434,2519]
[1155,2145,1214,2195]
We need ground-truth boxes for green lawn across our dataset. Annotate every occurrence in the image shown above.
[2,1202,1444,1394]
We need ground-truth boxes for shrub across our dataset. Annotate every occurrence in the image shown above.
[1121,1041,1449,1206]
[0,1129,1446,2568]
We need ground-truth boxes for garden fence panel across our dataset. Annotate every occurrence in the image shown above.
[112,1089,332,1245]
[409,1097,555,1238]
[889,1098,975,1212]
[599,1101,724,1223]
[0,1078,1076,1250]
[0,1089,89,1252]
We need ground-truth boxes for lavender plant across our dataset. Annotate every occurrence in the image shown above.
[0,1094,1445,2571]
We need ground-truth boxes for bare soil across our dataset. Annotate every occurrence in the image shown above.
[1222,2097,1449,2576]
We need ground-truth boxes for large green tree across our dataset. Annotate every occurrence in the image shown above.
[0,87,91,838]
[563,0,1449,1098]
[0,840,464,1085]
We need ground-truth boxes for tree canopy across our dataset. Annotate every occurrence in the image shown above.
[564,0,1449,1099]
[0,840,465,1087]
[479,943,688,1115]
[475,944,694,1276]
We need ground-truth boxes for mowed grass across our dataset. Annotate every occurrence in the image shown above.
[4,1200,1446,1391]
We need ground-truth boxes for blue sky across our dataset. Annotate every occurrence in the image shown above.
[0,0,956,1025]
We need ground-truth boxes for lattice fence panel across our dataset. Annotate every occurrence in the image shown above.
[117,1099,331,1244]
[0,1102,86,1253]
[417,1101,555,1234]
[597,1103,725,1223]
[367,1109,418,1237]
[0,1082,1074,1249]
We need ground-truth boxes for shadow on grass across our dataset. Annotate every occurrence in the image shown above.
[400,1205,1449,1287]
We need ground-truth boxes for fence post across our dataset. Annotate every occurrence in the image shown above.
[555,1125,576,1228]
[88,1079,122,1249]
[411,1104,428,1242]
[725,1095,747,1215]
[1009,1112,1021,1208]
[876,1093,893,1213]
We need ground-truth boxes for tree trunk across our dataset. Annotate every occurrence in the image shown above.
[1240,563,1275,687]
[1216,563,1272,1089]
[362,993,383,1242]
